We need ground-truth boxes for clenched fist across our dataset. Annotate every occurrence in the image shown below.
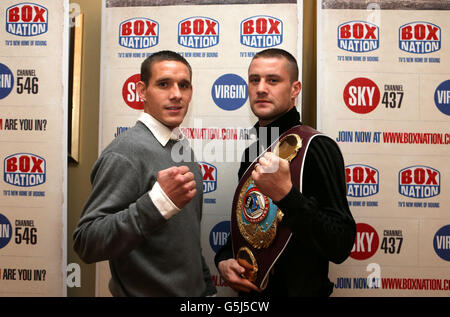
[157,166,197,209]
[251,152,292,202]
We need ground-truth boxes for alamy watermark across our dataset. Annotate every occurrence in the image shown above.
[69,3,81,28]
[66,262,81,288]
[171,119,281,165]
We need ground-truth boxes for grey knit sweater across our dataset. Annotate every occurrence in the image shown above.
[73,121,214,296]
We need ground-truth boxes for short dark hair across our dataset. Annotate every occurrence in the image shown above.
[251,48,299,82]
[140,50,192,85]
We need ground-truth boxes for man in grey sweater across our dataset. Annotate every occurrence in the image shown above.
[73,51,216,297]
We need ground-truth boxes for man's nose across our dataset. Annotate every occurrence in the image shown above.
[256,80,268,95]
[170,84,182,100]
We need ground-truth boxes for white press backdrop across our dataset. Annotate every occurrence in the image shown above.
[97,0,301,297]
[0,0,68,296]
[318,0,450,296]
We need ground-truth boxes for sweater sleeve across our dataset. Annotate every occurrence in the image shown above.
[73,151,167,264]
[274,136,356,264]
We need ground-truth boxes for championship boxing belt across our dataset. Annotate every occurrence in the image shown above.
[231,125,321,290]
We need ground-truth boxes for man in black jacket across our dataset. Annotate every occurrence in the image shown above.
[215,48,356,296]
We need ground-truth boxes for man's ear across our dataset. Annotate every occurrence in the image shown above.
[291,81,302,99]
[136,81,147,102]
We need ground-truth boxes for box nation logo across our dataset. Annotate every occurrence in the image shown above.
[240,15,283,48]
[119,17,159,49]
[178,17,219,49]
[199,162,217,194]
[4,153,46,187]
[346,164,379,197]
[6,3,48,36]
[399,165,440,198]
[399,22,441,54]
[338,21,379,52]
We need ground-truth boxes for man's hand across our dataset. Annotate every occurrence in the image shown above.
[157,166,197,209]
[217,259,261,293]
[252,152,292,202]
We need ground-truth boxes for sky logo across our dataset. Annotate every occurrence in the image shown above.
[240,15,282,48]
[350,223,379,260]
[6,3,48,36]
[122,73,144,110]
[178,16,219,49]
[399,22,441,54]
[343,77,380,114]
[338,21,379,53]
[119,17,159,49]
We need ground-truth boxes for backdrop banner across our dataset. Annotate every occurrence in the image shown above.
[318,0,450,296]
[0,0,68,296]
[98,0,301,296]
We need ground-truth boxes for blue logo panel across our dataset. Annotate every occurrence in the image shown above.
[434,79,450,116]
[0,213,12,249]
[212,74,248,111]
[209,221,230,253]
[0,63,14,100]
[434,225,450,261]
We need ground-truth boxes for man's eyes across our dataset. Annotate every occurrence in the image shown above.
[157,81,191,89]
[249,78,279,84]
[179,82,191,89]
